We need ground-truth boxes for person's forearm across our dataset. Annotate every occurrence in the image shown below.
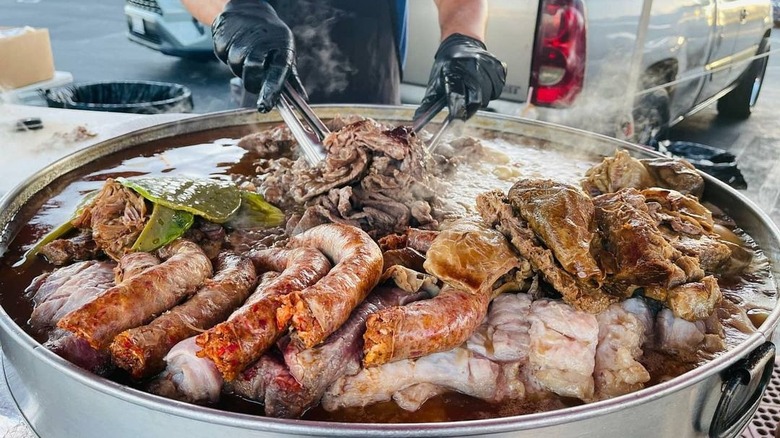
[182,0,228,26]
[433,0,488,42]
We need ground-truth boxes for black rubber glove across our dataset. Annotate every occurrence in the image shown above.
[212,0,306,112]
[415,33,507,121]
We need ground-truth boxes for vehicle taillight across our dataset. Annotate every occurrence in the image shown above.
[530,0,586,107]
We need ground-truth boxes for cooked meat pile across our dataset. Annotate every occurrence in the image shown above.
[246,118,445,238]
[28,123,761,423]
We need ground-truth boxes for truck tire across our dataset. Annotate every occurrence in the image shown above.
[717,38,770,119]
[633,89,670,146]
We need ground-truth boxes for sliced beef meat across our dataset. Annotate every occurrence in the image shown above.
[594,303,650,399]
[641,188,732,273]
[671,234,732,273]
[508,179,603,286]
[641,188,714,235]
[666,276,722,321]
[526,299,599,401]
[27,260,116,330]
[71,178,148,261]
[583,150,704,198]
[640,157,704,198]
[38,229,100,266]
[57,239,212,350]
[258,119,443,238]
[476,190,617,313]
[593,188,697,288]
[423,218,529,295]
[110,253,257,379]
[237,124,296,158]
[582,150,655,196]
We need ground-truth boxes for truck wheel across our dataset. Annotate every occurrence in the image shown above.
[633,89,669,146]
[717,38,770,119]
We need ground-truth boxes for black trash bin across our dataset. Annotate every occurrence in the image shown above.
[662,141,747,189]
[44,80,193,114]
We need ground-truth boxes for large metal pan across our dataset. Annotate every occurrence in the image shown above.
[0,106,778,438]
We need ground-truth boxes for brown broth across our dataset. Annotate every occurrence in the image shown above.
[0,123,776,423]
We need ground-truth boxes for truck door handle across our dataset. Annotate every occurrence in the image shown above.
[740,9,748,22]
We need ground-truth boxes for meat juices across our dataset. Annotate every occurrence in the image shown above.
[279,223,384,349]
[196,247,331,381]
[110,253,257,379]
[57,239,213,350]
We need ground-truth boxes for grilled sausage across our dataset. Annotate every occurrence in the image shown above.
[57,239,212,350]
[149,271,281,404]
[110,252,256,379]
[278,223,384,349]
[362,285,492,367]
[196,247,331,381]
[114,251,160,284]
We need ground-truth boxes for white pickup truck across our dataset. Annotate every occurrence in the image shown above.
[402,0,773,144]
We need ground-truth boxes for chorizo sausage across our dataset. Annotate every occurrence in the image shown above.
[279,223,383,349]
[57,239,212,350]
[110,252,256,379]
[114,251,160,283]
[196,247,331,381]
[362,285,492,367]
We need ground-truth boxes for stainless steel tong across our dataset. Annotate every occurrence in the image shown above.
[411,96,454,153]
[273,82,330,166]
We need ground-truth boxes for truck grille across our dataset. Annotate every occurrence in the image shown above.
[126,0,162,15]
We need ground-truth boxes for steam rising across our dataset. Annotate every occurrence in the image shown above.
[277,0,354,97]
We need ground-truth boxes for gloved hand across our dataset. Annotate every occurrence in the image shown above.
[415,33,507,121]
[212,0,306,112]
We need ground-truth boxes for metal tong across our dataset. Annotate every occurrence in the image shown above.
[273,82,329,166]
[411,96,454,153]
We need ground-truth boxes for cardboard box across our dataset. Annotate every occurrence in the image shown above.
[0,27,55,90]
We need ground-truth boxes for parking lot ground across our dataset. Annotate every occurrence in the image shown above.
[668,30,780,225]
